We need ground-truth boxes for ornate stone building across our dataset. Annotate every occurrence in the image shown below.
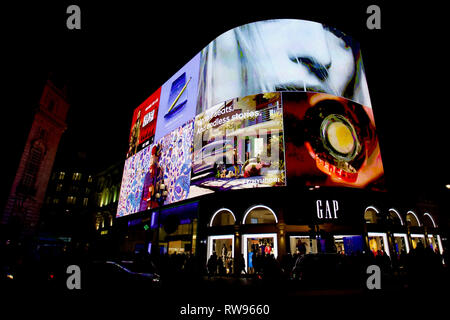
[1,79,69,237]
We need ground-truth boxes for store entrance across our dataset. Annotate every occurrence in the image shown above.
[242,233,277,274]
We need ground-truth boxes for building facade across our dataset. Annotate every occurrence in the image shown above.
[112,19,447,275]
[40,157,95,240]
[2,79,69,238]
[118,185,445,274]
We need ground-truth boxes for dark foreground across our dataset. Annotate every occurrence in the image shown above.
[2,265,449,319]
[2,243,450,318]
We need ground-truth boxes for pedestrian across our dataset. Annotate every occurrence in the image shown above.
[207,252,217,279]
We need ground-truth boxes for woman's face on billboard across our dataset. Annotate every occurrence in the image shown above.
[246,20,355,96]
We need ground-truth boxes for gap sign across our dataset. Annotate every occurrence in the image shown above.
[316,200,339,219]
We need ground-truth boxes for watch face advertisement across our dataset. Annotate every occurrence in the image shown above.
[283,92,384,189]
[127,87,161,158]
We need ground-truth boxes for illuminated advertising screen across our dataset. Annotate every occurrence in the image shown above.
[196,19,370,114]
[127,87,161,158]
[154,53,200,142]
[117,120,194,217]
[118,144,154,217]
[190,92,285,197]
[283,92,383,188]
[117,19,383,218]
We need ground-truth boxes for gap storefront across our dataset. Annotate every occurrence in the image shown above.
[203,187,444,274]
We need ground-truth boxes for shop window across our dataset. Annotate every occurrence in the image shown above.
[406,211,421,227]
[210,209,236,226]
[243,205,278,224]
[242,233,278,273]
[364,206,379,224]
[166,240,192,255]
[393,233,410,254]
[428,234,444,254]
[207,235,234,274]
[333,235,363,255]
[411,234,425,249]
[290,236,318,254]
[367,232,390,256]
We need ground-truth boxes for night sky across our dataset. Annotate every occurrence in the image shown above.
[2,1,449,207]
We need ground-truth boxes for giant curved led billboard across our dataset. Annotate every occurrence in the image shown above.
[117,19,383,218]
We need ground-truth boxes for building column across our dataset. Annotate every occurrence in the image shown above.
[423,227,430,248]
[406,227,413,251]
[386,230,395,256]
[277,221,287,258]
[233,224,241,276]
[362,223,370,253]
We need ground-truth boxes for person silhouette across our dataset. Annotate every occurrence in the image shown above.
[207,252,218,279]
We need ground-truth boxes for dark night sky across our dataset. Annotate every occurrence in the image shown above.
[2,1,449,206]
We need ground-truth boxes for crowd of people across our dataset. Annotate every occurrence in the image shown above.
[2,235,448,292]
[202,243,448,290]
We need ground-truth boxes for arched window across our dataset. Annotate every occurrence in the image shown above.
[423,213,437,228]
[364,206,379,224]
[210,209,236,227]
[243,205,278,224]
[406,211,421,227]
[388,208,404,226]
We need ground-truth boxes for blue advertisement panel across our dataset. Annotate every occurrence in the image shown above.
[154,53,200,142]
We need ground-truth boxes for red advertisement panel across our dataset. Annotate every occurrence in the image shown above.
[127,87,161,158]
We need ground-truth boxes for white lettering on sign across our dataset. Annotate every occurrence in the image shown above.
[316,200,339,219]
[142,110,155,127]
[145,98,159,112]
